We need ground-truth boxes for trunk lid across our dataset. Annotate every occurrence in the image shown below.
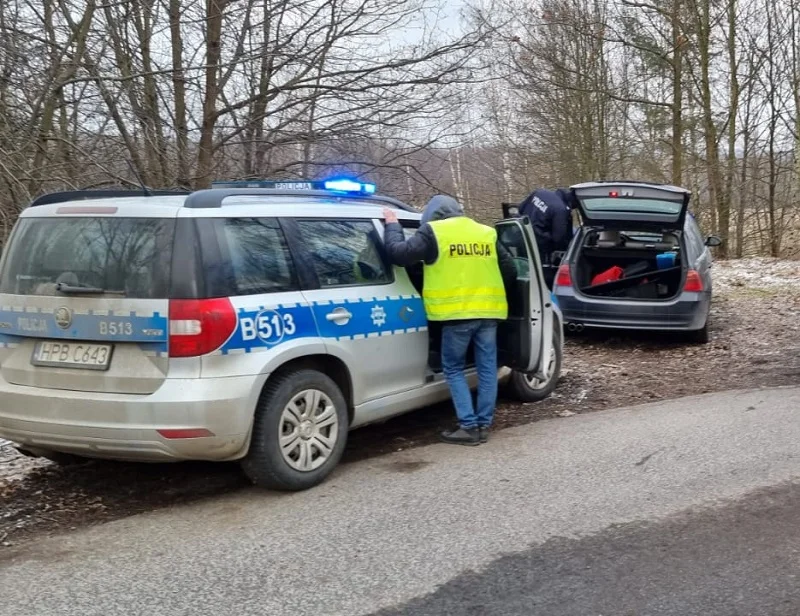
[570,181,691,231]
[0,214,175,394]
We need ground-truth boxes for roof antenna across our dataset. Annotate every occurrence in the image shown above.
[126,159,152,197]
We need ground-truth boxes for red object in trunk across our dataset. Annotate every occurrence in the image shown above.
[592,266,624,286]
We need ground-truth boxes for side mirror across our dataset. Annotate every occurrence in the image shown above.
[501,202,520,219]
[705,235,723,247]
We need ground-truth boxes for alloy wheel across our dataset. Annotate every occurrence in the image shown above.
[279,389,339,472]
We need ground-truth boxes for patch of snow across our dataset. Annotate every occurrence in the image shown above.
[713,258,800,291]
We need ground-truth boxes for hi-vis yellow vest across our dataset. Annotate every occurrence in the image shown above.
[423,217,508,321]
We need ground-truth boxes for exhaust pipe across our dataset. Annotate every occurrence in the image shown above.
[567,322,577,332]
[575,323,585,333]
[566,322,585,333]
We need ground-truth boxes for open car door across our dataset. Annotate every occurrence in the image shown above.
[495,217,553,378]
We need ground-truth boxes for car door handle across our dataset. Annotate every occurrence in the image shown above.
[326,308,352,323]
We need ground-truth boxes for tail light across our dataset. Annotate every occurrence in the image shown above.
[169,298,237,358]
[683,270,704,292]
[555,264,573,287]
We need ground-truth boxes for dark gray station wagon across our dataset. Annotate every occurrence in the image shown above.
[552,181,722,343]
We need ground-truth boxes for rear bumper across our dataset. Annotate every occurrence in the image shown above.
[0,376,263,462]
[554,289,710,331]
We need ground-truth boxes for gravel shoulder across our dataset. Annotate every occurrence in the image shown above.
[2,258,799,547]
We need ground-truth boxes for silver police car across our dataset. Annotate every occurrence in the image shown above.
[0,179,563,490]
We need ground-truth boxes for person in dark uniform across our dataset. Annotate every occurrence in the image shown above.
[518,188,573,264]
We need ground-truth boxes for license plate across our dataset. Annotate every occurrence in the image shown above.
[31,341,113,371]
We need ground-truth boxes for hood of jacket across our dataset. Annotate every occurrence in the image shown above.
[420,195,464,226]
[555,188,574,210]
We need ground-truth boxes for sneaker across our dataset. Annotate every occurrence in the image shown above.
[440,427,480,446]
[478,427,489,443]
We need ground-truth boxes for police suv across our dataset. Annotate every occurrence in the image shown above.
[0,179,563,490]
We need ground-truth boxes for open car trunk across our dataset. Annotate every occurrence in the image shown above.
[574,229,686,301]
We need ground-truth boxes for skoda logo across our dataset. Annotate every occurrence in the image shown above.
[54,307,72,330]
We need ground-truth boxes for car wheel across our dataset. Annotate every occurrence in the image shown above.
[507,321,563,402]
[241,369,349,491]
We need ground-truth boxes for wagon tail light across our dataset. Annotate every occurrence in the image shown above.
[683,269,704,293]
[168,298,237,358]
[555,264,572,287]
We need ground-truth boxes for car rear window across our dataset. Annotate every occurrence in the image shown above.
[580,197,683,215]
[0,217,175,298]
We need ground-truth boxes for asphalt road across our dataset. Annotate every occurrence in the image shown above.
[372,480,800,616]
[2,386,800,616]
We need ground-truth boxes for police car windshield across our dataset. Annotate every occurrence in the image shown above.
[0,217,174,299]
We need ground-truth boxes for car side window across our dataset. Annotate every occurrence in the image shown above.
[297,219,392,287]
[496,224,530,279]
[398,220,419,241]
[220,218,298,295]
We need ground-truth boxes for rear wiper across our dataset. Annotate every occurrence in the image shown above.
[55,283,125,296]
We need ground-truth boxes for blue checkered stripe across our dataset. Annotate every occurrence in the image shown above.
[0,306,169,354]
[0,296,429,357]
[220,295,428,355]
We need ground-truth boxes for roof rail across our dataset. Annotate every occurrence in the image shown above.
[183,188,418,212]
[28,189,191,208]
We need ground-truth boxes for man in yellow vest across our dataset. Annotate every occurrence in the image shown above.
[383,196,517,446]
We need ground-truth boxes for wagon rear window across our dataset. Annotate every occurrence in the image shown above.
[0,217,175,298]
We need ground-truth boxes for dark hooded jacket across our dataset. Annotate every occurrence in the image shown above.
[383,195,517,291]
[519,188,573,260]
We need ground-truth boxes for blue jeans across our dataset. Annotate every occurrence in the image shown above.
[441,319,498,430]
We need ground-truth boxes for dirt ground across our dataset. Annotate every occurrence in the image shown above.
[2,258,799,548]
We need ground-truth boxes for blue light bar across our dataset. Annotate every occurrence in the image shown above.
[323,178,376,194]
[211,178,377,195]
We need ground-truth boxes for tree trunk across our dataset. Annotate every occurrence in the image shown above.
[671,0,684,186]
[765,0,779,257]
[697,0,727,248]
[790,0,800,221]
[168,0,190,188]
[132,0,168,187]
[195,0,226,189]
[736,96,751,258]
[723,0,738,259]
[29,0,96,196]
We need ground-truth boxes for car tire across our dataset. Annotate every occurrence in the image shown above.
[507,321,563,402]
[241,369,349,491]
